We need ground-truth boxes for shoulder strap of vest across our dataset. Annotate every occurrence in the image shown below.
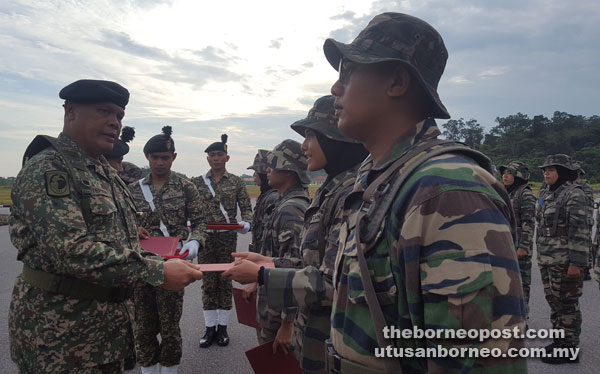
[359,139,492,247]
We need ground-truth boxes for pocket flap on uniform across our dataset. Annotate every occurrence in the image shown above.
[89,193,118,215]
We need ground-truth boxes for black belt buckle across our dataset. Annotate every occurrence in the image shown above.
[327,343,342,374]
[333,354,342,374]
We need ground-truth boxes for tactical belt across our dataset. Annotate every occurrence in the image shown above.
[21,265,131,303]
[326,342,386,374]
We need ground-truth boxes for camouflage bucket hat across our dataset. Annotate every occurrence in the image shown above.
[323,12,450,119]
[538,154,577,171]
[499,161,530,181]
[290,95,360,143]
[247,149,270,174]
[267,139,310,186]
[572,160,586,175]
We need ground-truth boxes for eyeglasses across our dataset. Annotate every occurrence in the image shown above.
[338,57,358,83]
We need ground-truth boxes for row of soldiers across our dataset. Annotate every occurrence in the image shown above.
[500,155,598,365]
[9,11,598,374]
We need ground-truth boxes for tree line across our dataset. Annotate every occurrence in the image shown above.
[441,111,600,183]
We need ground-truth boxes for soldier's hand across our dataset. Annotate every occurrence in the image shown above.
[273,320,293,355]
[161,259,203,291]
[138,227,150,240]
[221,259,260,284]
[567,265,582,279]
[242,282,257,301]
[516,248,528,259]
[231,252,273,264]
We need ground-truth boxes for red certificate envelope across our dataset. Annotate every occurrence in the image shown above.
[232,288,260,329]
[198,262,275,272]
[207,223,244,230]
[140,236,184,259]
[245,341,302,374]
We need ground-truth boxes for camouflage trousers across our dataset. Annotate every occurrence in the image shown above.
[199,231,237,310]
[539,265,583,346]
[518,253,532,319]
[133,284,184,367]
[18,361,124,374]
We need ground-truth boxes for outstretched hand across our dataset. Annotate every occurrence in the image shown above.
[161,259,203,291]
[221,259,261,284]
[231,252,273,264]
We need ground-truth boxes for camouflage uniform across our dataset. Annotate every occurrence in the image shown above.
[9,133,164,374]
[264,165,358,373]
[329,120,526,373]
[321,13,526,373]
[247,150,279,253]
[119,161,142,184]
[537,154,588,347]
[261,95,367,374]
[128,173,207,367]
[499,161,536,318]
[257,140,310,343]
[191,171,252,310]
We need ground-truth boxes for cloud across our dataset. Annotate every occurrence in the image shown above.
[269,38,283,49]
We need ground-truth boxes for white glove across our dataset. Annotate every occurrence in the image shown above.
[236,221,251,234]
[180,240,200,260]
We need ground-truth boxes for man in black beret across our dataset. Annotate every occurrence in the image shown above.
[9,79,204,374]
[128,126,208,374]
[191,134,253,348]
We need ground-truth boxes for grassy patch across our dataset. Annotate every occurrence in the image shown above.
[0,186,12,206]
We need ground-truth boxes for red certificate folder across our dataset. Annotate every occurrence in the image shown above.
[245,341,302,374]
[140,236,185,259]
[233,287,260,329]
[198,262,275,272]
[207,223,244,230]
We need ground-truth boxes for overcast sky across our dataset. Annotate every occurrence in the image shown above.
[1,0,599,177]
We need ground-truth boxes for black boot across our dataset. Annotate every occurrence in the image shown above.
[216,325,230,346]
[199,326,217,348]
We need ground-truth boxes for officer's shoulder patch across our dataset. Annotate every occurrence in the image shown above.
[45,170,70,197]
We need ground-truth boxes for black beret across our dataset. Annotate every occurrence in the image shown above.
[104,126,135,159]
[144,126,175,154]
[59,79,130,109]
[205,134,228,153]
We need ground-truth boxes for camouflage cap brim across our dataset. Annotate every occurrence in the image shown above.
[290,117,361,144]
[538,162,578,171]
[268,150,310,185]
[324,38,450,119]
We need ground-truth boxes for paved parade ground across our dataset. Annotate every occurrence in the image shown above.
[0,206,598,373]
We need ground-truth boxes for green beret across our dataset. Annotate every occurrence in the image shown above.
[144,126,175,154]
[104,126,134,159]
[205,134,228,153]
[59,79,129,109]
